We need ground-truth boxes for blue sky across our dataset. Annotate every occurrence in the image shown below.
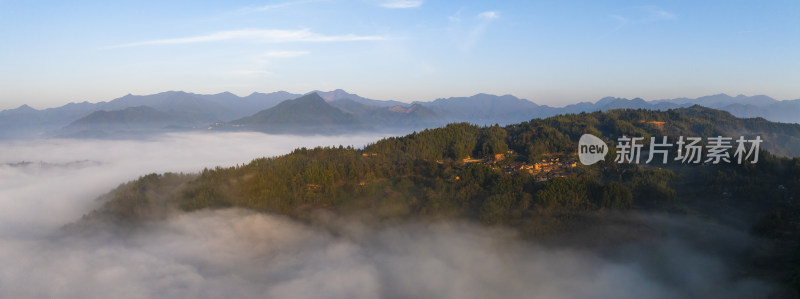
[1,0,798,110]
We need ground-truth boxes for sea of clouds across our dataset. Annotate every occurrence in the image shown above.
[0,132,779,298]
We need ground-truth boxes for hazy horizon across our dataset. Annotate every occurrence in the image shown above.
[2,1,798,110]
[3,88,798,111]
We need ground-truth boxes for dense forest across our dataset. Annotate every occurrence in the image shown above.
[85,106,800,293]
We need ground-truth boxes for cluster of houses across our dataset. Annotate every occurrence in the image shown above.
[516,158,577,173]
[500,158,577,181]
[461,152,578,181]
[358,150,579,183]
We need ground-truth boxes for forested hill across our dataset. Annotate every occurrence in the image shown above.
[366,105,800,160]
[85,106,800,291]
[89,105,800,225]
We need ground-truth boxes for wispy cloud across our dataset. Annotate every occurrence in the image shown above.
[263,50,310,58]
[604,6,675,38]
[610,6,675,26]
[647,7,675,21]
[380,0,422,8]
[229,69,276,77]
[223,0,326,18]
[447,8,463,23]
[110,29,386,48]
[249,0,321,11]
[478,11,499,20]
[460,11,500,52]
[610,14,629,25]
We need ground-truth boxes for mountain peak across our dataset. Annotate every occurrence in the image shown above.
[295,92,327,104]
[306,89,405,107]
[595,96,625,106]
[230,93,363,133]
[0,104,38,114]
[16,104,36,111]
[313,89,354,101]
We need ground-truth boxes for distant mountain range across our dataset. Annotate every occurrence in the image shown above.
[1,89,798,138]
[419,93,540,124]
[330,99,440,129]
[312,89,406,107]
[0,90,300,138]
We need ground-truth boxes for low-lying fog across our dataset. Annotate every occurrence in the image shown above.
[0,133,777,298]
